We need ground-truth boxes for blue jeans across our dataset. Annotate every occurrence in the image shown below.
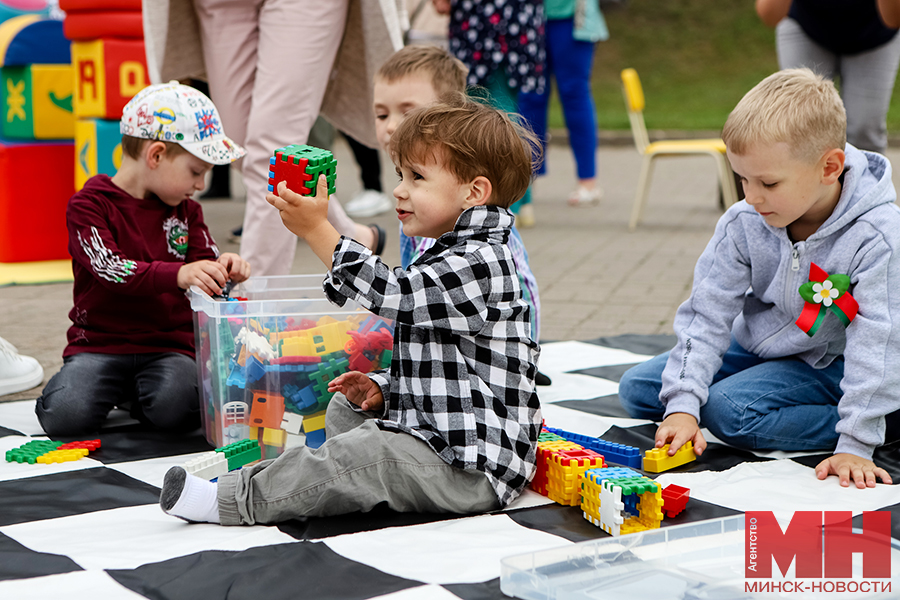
[618,338,845,452]
[36,352,200,437]
[518,18,598,180]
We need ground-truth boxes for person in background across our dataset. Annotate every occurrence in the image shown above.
[519,0,607,207]
[756,0,900,154]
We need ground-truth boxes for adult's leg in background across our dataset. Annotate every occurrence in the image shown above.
[839,33,900,153]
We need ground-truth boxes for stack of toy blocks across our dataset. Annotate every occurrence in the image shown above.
[6,438,101,463]
[62,0,147,190]
[544,426,642,469]
[268,144,337,197]
[0,10,77,262]
[581,467,664,536]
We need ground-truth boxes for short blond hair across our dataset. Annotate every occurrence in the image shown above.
[722,68,846,163]
[121,135,188,161]
[390,93,539,208]
[376,44,468,96]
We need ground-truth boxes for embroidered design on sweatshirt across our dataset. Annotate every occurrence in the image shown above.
[163,216,189,258]
[78,227,137,284]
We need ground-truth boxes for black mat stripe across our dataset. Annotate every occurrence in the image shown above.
[107,541,422,600]
[0,467,160,527]
[0,531,82,582]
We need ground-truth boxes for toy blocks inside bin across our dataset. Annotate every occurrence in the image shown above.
[268,144,336,197]
[643,441,696,473]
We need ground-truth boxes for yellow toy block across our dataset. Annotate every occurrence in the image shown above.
[277,320,356,358]
[546,450,604,506]
[262,427,286,447]
[302,410,327,433]
[36,448,89,463]
[72,38,147,120]
[643,441,696,473]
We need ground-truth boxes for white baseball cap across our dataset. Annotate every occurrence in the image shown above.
[119,81,246,165]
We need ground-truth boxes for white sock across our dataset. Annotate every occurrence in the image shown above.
[160,466,221,523]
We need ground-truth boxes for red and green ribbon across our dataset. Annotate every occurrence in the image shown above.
[795,262,858,337]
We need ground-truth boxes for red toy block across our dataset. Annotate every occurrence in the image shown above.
[63,10,143,41]
[59,0,142,9]
[555,448,605,468]
[661,483,690,518]
[268,151,314,195]
[0,140,74,262]
[58,439,101,451]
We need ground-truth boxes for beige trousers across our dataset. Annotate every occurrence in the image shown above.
[193,0,356,275]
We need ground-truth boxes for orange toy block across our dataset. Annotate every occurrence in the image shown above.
[249,391,285,429]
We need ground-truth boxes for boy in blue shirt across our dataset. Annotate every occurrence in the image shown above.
[619,68,898,489]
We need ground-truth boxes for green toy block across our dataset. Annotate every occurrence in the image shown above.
[215,439,261,471]
[378,349,393,370]
[268,144,337,196]
[613,476,660,496]
[6,440,62,463]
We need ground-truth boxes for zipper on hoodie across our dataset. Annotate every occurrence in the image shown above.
[753,242,802,356]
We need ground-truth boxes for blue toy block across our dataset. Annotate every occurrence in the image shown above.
[305,428,326,449]
[283,383,319,413]
[545,427,643,469]
[245,356,266,384]
[225,360,247,389]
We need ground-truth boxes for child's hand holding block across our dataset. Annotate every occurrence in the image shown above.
[643,441,696,473]
[267,144,337,197]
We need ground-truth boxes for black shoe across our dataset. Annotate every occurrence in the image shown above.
[369,224,387,255]
[535,371,552,386]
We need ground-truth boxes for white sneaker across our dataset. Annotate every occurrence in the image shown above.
[344,189,393,218]
[0,336,44,396]
[568,185,604,206]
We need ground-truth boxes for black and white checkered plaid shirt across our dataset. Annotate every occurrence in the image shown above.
[324,205,542,506]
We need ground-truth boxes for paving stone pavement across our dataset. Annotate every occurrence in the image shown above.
[4,137,899,402]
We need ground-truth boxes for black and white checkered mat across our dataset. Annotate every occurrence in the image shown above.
[1,336,898,599]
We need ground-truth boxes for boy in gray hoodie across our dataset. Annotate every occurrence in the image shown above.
[619,68,898,489]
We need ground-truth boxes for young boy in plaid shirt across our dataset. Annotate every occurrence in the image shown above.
[160,94,543,524]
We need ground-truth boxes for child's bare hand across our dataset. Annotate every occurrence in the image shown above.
[177,260,229,295]
[815,453,892,488]
[656,413,706,456]
[217,252,251,283]
[266,175,330,240]
[328,371,384,412]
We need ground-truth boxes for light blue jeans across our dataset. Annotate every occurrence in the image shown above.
[618,338,845,452]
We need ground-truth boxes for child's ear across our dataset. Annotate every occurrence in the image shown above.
[464,175,492,207]
[145,141,167,169]
[821,147,845,184]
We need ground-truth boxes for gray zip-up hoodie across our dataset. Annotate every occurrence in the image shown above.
[661,144,900,459]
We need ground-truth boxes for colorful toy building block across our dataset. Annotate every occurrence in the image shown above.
[282,383,319,414]
[248,391,285,429]
[661,483,690,518]
[531,439,583,496]
[589,475,664,536]
[71,38,147,119]
[277,319,356,358]
[1,64,74,139]
[643,441,696,473]
[215,439,261,471]
[597,479,625,535]
[544,426,642,469]
[262,427,286,448]
[302,410,326,434]
[268,144,336,196]
[305,428,326,449]
[0,139,74,262]
[75,117,121,190]
[546,448,604,506]
[280,412,304,435]
[184,451,228,481]
[309,356,350,406]
[5,438,100,464]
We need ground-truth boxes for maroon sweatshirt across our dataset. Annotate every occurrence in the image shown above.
[64,175,219,358]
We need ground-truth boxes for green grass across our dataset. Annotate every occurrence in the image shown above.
[546,0,900,131]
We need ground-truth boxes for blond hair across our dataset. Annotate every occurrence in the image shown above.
[121,135,188,161]
[390,93,539,208]
[722,68,846,163]
[376,44,468,96]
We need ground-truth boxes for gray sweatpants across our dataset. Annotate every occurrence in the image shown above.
[776,17,900,154]
[217,394,500,525]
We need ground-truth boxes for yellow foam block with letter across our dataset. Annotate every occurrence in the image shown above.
[72,38,147,120]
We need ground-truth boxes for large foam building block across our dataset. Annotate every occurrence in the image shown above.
[72,38,147,120]
[0,139,74,262]
[1,64,74,139]
[75,116,120,189]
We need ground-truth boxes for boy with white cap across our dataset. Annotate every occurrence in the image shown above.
[36,82,251,437]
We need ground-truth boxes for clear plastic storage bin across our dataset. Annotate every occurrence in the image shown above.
[191,275,393,457]
[500,515,900,600]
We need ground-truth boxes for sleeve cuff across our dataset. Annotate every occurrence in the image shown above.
[834,434,876,461]
[365,369,391,418]
[153,261,183,293]
[662,393,702,423]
